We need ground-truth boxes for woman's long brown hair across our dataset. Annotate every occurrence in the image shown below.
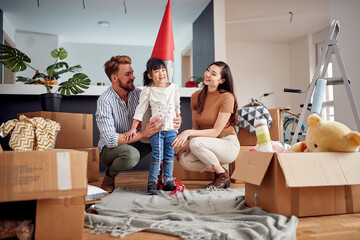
[193,61,239,126]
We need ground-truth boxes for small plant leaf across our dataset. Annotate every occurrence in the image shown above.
[51,47,67,60]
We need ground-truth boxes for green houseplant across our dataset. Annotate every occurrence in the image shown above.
[0,44,91,111]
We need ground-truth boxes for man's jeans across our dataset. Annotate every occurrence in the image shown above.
[149,130,177,183]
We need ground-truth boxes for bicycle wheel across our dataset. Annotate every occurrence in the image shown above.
[283,118,305,144]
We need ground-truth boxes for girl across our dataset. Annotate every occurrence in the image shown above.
[125,58,181,195]
[172,61,240,189]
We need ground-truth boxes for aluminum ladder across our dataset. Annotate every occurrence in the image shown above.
[291,20,360,145]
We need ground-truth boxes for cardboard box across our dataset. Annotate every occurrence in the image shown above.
[76,147,100,183]
[0,149,88,202]
[35,196,85,240]
[238,108,283,146]
[18,111,93,149]
[229,146,254,183]
[232,151,360,217]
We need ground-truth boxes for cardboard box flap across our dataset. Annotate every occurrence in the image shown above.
[232,151,274,185]
[277,152,360,187]
[335,152,360,185]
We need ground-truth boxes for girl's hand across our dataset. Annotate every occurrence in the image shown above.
[172,130,189,149]
[124,129,137,141]
[173,113,182,130]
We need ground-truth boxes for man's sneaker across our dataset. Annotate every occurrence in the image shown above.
[162,180,176,191]
[101,174,115,192]
[147,180,158,195]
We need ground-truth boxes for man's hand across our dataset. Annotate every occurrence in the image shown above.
[143,118,163,138]
[173,113,182,130]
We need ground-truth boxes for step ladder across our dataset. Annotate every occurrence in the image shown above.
[291,20,360,145]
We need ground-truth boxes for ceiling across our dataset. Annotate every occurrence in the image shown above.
[0,0,330,47]
[226,0,330,43]
[0,0,211,46]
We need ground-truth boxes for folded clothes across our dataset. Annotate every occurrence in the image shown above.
[0,115,60,151]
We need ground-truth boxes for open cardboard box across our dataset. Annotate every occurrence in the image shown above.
[232,151,360,217]
[0,149,88,239]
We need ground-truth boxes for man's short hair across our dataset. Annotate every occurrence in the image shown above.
[104,55,132,81]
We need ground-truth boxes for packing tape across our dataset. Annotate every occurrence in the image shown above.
[83,115,87,129]
[345,185,353,213]
[57,152,72,190]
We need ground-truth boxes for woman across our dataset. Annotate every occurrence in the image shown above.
[172,61,240,188]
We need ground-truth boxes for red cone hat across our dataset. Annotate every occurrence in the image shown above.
[151,0,175,61]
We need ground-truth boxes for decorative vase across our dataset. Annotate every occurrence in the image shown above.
[39,93,62,112]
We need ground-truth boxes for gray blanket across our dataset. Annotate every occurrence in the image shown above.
[85,187,298,240]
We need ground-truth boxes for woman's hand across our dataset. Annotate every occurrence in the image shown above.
[172,130,190,149]
[176,145,190,160]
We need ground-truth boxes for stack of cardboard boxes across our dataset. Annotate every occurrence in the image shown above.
[19,111,99,183]
[0,111,99,239]
[0,145,88,239]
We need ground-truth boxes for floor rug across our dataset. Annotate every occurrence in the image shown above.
[85,187,298,240]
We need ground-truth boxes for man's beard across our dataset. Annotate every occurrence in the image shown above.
[119,80,135,91]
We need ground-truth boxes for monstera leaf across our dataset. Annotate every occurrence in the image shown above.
[0,45,31,72]
[0,44,91,95]
[58,73,91,96]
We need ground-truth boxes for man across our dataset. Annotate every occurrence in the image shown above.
[96,55,181,192]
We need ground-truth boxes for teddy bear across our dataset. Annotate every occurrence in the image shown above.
[0,219,34,240]
[290,114,360,152]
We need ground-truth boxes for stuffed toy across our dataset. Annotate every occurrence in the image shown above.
[0,219,34,240]
[290,114,360,152]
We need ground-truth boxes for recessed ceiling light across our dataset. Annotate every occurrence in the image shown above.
[98,21,111,28]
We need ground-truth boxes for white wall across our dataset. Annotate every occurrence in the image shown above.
[330,0,360,131]
[213,0,226,61]
[60,42,152,86]
[15,31,58,83]
[226,41,290,109]
[3,14,15,42]
[174,25,193,86]
[288,36,312,114]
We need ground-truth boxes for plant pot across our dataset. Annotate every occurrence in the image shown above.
[40,93,62,112]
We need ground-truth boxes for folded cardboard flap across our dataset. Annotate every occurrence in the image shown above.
[277,152,360,187]
[231,151,274,185]
[234,151,360,188]
[0,149,88,202]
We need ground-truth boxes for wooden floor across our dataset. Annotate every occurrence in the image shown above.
[84,172,360,240]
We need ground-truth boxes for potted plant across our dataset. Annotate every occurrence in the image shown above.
[0,44,91,111]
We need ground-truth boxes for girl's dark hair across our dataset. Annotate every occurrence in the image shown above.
[194,61,239,126]
[143,58,168,86]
